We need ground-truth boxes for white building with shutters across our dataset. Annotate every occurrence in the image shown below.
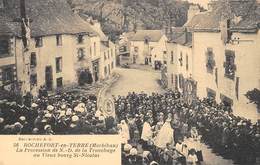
[166,4,260,121]
[0,0,109,96]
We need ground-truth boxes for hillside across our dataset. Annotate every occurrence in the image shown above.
[68,0,198,41]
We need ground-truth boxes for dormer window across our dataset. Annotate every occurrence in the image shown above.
[35,37,43,47]
[77,34,84,44]
[144,38,149,44]
[56,34,62,46]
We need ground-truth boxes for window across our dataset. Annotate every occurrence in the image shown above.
[56,35,62,46]
[175,75,178,89]
[224,50,236,79]
[56,57,62,73]
[35,37,43,47]
[111,62,114,69]
[77,48,85,60]
[30,52,37,67]
[179,74,184,89]
[207,88,216,99]
[220,94,233,112]
[111,49,113,58]
[0,38,9,57]
[119,46,127,52]
[104,66,107,75]
[163,51,167,55]
[94,42,96,56]
[107,50,110,59]
[56,77,63,88]
[134,47,138,52]
[171,74,174,84]
[179,52,183,66]
[108,64,111,74]
[30,74,37,86]
[104,52,107,60]
[186,54,188,71]
[171,51,174,64]
[2,67,14,84]
[144,38,149,44]
[77,34,84,44]
[206,48,215,73]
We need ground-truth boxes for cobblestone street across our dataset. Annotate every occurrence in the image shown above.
[105,67,165,97]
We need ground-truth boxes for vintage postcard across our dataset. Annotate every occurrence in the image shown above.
[0,0,259,165]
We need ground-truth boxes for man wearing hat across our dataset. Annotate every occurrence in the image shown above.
[44,125,54,135]
[0,117,5,134]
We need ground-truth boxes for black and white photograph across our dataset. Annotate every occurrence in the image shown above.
[0,0,260,164]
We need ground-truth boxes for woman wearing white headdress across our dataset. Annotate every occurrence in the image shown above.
[154,114,174,149]
[120,120,130,144]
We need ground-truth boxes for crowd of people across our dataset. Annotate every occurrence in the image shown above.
[0,88,260,164]
[115,91,260,165]
[0,88,117,135]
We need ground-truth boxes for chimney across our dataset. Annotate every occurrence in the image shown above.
[187,4,200,23]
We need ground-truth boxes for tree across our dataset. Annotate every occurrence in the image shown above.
[245,88,260,112]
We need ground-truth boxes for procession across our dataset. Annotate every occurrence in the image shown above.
[0,0,260,165]
[0,88,260,164]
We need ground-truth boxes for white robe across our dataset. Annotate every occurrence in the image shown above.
[154,121,174,149]
[141,122,153,141]
[120,122,130,144]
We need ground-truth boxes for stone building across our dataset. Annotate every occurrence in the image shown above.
[166,3,260,121]
[119,30,168,70]
[0,0,114,96]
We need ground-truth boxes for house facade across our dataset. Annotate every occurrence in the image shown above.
[119,30,168,69]
[166,3,260,121]
[0,0,111,96]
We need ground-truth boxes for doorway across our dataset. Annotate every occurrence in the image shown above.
[92,60,99,82]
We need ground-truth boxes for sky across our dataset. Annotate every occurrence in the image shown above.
[187,0,210,8]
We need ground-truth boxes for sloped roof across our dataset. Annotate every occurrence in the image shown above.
[130,30,164,42]
[0,0,98,37]
[186,1,260,32]
[167,27,186,42]
[78,13,108,41]
[186,11,221,32]
[173,32,192,47]
[167,27,192,47]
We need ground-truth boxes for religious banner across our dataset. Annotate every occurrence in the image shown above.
[103,99,116,118]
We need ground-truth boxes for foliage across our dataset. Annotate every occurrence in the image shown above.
[245,88,260,110]
[69,0,204,41]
